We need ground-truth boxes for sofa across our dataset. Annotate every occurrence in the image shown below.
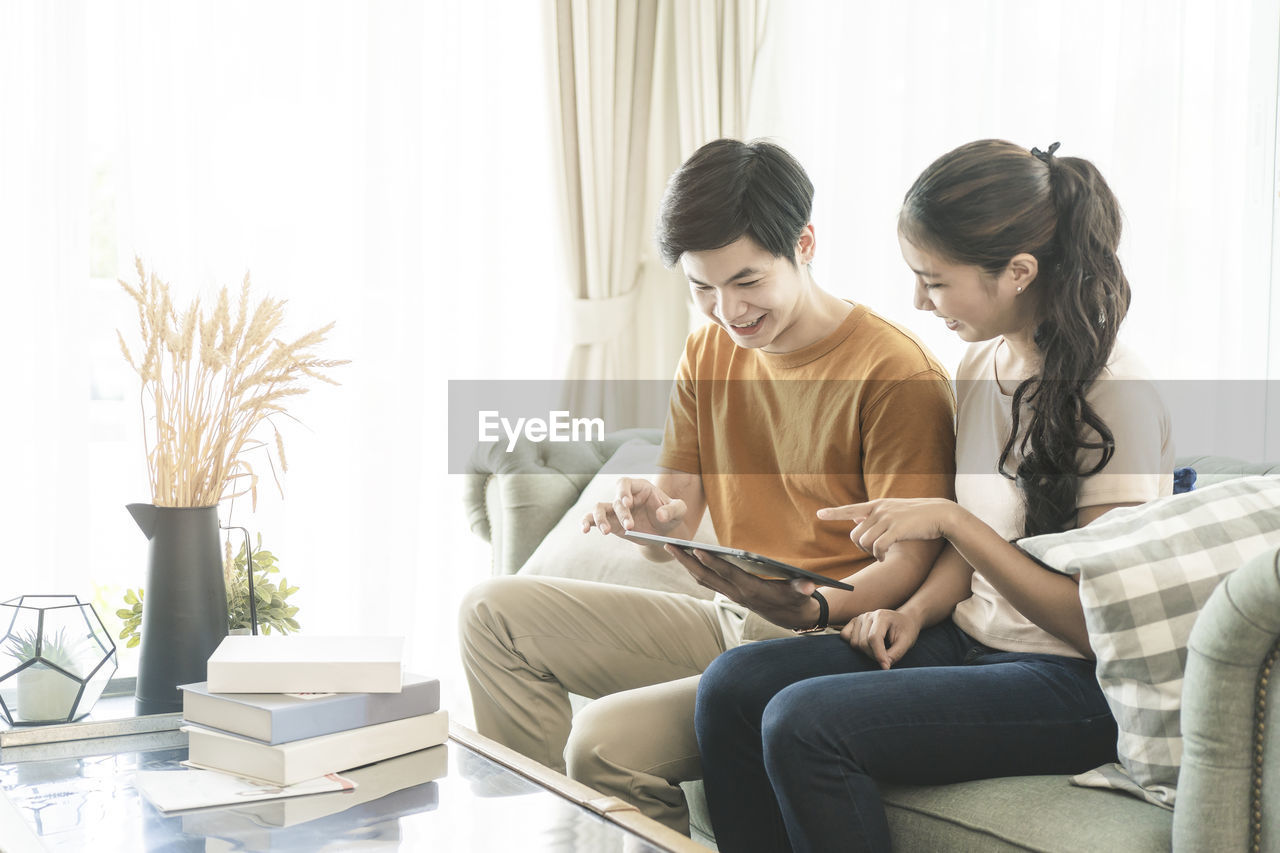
[463,428,1280,852]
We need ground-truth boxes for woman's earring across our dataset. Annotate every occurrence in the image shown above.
[1016,286,1023,293]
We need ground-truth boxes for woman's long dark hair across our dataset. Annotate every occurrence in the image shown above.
[899,140,1130,537]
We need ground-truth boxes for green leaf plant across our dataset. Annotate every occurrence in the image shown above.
[116,589,144,649]
[117,534,301,648]
[225,535,301,635]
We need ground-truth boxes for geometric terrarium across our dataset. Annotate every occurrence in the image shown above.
[0,595,118,725]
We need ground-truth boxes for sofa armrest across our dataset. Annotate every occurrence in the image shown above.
[1174,544,1280,852]
[462,428,664,575]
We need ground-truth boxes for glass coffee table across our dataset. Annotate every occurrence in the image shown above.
[0,720,706,852]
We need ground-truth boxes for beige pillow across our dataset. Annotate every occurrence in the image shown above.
[518,440,717,599]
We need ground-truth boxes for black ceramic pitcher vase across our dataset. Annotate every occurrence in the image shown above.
[126,504,228,715]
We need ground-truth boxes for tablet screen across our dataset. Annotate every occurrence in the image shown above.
[623,530,854,592]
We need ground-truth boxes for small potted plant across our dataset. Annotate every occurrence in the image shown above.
[117,536,301,646]
[4,628,88,722]
[224,535,300,635]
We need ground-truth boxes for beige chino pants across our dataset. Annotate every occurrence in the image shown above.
[458,575,794,834]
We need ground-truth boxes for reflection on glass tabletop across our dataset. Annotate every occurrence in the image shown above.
[0,734,684,852]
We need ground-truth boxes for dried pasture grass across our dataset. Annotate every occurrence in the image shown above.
[119,258,349,508]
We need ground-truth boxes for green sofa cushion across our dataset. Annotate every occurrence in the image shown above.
[879,776,1171,852]
[684,775,1172,852]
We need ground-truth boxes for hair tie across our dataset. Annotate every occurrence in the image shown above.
[1031,141,1061,164]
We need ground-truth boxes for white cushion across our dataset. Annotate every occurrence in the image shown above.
[518,440,718,599]
[1018,476,1280,807]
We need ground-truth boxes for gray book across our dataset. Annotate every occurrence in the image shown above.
[179,674,439,745]
[182,711,448,786]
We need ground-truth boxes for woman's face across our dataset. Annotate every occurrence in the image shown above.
[898,232,1032,343]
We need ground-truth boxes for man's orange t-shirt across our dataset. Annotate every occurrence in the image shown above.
[657,303,957,582]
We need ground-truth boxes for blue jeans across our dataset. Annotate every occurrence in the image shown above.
[694,622,1118,853]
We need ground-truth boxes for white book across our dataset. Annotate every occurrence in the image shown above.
[205,635,405,694]
[182,709,447,787]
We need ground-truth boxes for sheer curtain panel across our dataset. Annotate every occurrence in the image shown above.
[748,0,1280,455]
[0,1,91,597]
[0,2,563,712]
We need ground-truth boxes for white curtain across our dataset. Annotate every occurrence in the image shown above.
[667,0,770,155]
[0,1,92,598]
[549,0,775,403]
[0,1,564,719]
[748,0,1280,457]
[548,0,679,421]
[656,0,772,334]
[108,1,422,640]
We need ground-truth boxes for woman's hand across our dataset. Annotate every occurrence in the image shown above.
[665,546,822,630]
[818,498,963,562]
[841,608,922,670]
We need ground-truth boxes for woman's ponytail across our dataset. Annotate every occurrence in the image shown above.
[1010,149,1130,536]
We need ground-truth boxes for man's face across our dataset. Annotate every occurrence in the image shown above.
[680,233,812,353]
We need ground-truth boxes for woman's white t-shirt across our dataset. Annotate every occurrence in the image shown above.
[950,339,1176,658]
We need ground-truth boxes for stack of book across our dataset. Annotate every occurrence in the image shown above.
[178,635,448,787]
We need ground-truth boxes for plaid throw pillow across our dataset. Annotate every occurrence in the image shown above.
[1017,476,1280,808]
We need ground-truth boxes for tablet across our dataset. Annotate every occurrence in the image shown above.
[623,530,855,592]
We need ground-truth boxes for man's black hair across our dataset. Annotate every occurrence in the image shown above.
[656,138,814,267]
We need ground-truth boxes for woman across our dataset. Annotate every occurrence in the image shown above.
[693,140,1174,853]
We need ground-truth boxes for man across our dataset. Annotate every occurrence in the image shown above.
[459,138,956,834]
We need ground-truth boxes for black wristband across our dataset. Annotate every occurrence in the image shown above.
[794,590,829,634]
